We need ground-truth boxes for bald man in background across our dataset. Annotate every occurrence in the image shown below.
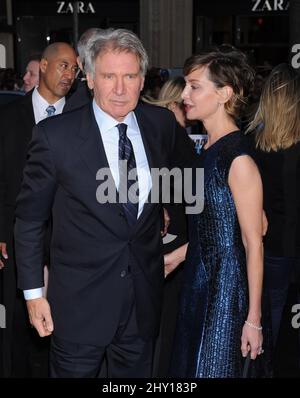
[0,42,77,377]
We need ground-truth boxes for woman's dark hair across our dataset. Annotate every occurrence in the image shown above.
[183,45,255,120]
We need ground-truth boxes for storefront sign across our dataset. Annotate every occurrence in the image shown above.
[57,1,96,14]
[251,0,289,12]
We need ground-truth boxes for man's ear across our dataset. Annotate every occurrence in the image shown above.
[77,56,83,72]
[218,85,233,105]
[86,72,94,90]
[40,58,48,74]
[140,76,145,92]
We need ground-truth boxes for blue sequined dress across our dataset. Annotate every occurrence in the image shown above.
[170,131,251,378]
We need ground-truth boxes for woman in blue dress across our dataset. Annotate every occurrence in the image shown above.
[165,47,264,378]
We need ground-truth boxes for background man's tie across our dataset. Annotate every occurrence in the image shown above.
[117,123,139,226]
[46,105,56,117]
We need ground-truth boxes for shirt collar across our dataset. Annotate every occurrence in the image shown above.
[33,86,66,114]
[92,99,139,134]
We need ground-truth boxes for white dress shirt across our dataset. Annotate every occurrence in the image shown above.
[93,100,152,217]
[32,87,65,124]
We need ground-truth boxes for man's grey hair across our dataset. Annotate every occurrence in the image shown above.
[77,28,103,69]
[85,28,148,78]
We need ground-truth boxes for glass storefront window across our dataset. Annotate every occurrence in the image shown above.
[236,15,289,45]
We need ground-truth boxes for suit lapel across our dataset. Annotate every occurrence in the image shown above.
[77,104,110,177]
[133,106,162,229]
[76,105,122,213]
[134,105,165,173]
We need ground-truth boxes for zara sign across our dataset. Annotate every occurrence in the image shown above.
[251,0,289,12]
[57,1,96,14]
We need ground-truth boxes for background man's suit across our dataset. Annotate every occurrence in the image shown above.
[63,79,91,112]
[14,102,195,352]
[0,90,72,377]
[0,91,38,377]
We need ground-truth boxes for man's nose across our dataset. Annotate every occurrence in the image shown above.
[62,68,75,79]
[114,78,125,95]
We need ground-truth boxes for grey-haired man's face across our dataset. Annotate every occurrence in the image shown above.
[87,50,144,121]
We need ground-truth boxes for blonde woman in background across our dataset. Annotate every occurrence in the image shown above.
[247,63,300,374]
[142,76,187,128]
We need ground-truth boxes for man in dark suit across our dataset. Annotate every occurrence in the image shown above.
[14,29,196,378]
[0,42,77,377]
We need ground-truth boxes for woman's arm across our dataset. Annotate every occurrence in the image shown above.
[164,243,188,277]
[229,155,264,360]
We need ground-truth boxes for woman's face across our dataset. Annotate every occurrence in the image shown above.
[182,66,221,122]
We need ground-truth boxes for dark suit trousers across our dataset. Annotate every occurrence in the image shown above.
[49,273,153,378]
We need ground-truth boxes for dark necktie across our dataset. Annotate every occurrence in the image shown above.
[46,105,56,117]
[117,123,139,226]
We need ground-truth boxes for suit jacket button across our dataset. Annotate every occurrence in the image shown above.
[120,270,126,278]
[119,212,125,218]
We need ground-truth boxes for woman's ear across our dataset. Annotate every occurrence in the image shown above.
[168,102,176,112]
[218,85,233,105]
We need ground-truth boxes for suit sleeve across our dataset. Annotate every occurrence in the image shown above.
[14,124,57,289]
[168,118,203,214]
[0,127,7,241]
[0,107,12,242]
[170,119,198,169]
